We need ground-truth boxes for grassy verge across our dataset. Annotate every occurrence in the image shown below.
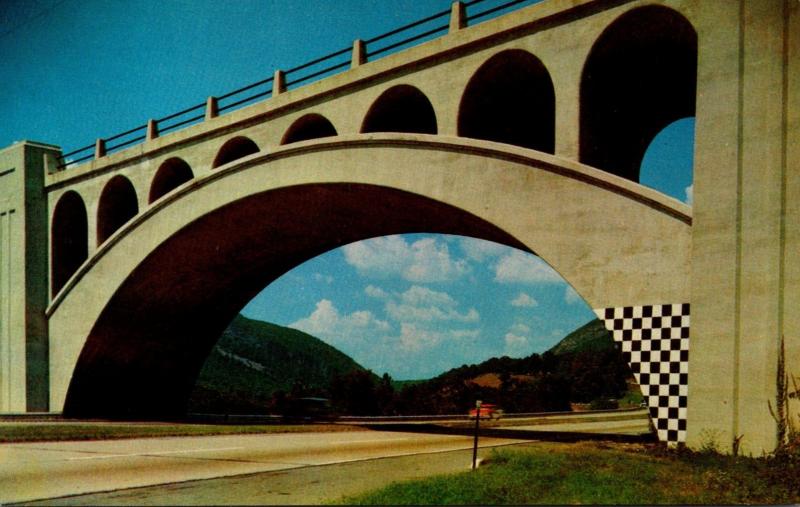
[0,422,361,443]
[336,441,800,505]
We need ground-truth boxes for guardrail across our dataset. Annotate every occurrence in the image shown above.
[182,407,647,425]
[56,0,538,170]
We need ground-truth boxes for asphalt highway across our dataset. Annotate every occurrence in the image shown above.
[1,429,527,504]
[1,410,651,504]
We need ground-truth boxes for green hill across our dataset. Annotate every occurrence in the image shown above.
[187,316,627,415]
[547,318,615,356]
[187,314,365,414]
[389,318,628,414]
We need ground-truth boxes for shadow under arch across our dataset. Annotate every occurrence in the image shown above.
[361,84,437,134]
[63,183,528,418]
[458,48,555,153]
[97,174,138,246]
[281,113,337,145]
[212,136,260,169]
[580,5,697,183]
[51,190,88,296]
[149,158,194,204]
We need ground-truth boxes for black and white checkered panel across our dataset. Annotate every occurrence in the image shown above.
[594,303,690,445]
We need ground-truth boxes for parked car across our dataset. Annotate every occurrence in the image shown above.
[469,403,503,420]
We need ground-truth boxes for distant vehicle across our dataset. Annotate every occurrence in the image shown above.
[469,403,503,420]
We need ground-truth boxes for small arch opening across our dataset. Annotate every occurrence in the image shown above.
[361,85,437,135]
[97,175,138,246]
[149,158,194,204]
[281,114,338,145]
[458,49,555,153]
[212,136,260,169]
[51,191,88,295]
[580,5,697,182]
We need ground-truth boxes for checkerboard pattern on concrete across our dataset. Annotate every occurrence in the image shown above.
[594,303,690,445]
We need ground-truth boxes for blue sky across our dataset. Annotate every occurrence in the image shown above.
[2,0,694,380]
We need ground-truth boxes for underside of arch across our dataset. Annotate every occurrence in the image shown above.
[63,183,527,418]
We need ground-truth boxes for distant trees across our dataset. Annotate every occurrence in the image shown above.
[263,342,631,418]
[375,346,629,416]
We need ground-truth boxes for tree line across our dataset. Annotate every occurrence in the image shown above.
[268,346,632,417]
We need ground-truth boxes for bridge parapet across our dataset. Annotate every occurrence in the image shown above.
[44,0,707,281]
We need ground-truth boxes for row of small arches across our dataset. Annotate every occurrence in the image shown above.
[51,4,697,297]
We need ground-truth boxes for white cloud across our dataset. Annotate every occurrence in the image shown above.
[460,237,509,261]
[313,273,334,284]
[400,285,457,307]
[564,286,582,305]
[395,323,479,352]
[364,285,389,299]
[504,332,529,356]
[510,322,530,334]
[494,251,562,284]
[386,285,479,323]
[396,323,440,352]
[343,235,469,282]
[685,183,694,205]
[289,299,390,349]
[511,292,538,308]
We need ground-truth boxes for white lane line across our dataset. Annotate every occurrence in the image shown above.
[67,446,244,461]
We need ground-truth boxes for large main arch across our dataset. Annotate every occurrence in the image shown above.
[47,134,691,419]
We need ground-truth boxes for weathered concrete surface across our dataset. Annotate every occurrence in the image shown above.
[0,142,57,413]
[687,0,800,455]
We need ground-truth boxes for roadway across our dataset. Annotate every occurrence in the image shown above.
[1,429,527,504]
[1,410,652,505]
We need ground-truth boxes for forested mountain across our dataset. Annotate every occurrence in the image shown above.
[188,315,631,416]
[187,314,365,414]
[547,319,616,356]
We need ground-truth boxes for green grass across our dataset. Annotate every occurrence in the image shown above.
[0,422,359,443]
[336,441,800,505]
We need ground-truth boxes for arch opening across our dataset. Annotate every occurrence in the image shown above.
[580,6,697,183]
[96,175,138,247]
[212,136,260,169]
[361,85,437,134]
[51,191,88,296]
[186,233,640,417]
[458,49,555,153]
[63,184,528,418]
[149,158,194,204]
[281,113,338,145]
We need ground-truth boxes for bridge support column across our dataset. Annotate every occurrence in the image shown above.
[0,141,57,413]
[687,0,799,455]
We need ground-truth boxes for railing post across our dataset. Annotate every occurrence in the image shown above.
[273,70,286,96]
[43,150,61,174]
[94,139,106,159]
[450,1,467,32]
[205,96,219,121]
[146,119,159,141]
[351,39,367,68]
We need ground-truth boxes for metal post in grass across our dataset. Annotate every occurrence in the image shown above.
[472,399,481,470]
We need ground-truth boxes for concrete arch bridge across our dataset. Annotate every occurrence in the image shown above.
[0,0,796,454]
